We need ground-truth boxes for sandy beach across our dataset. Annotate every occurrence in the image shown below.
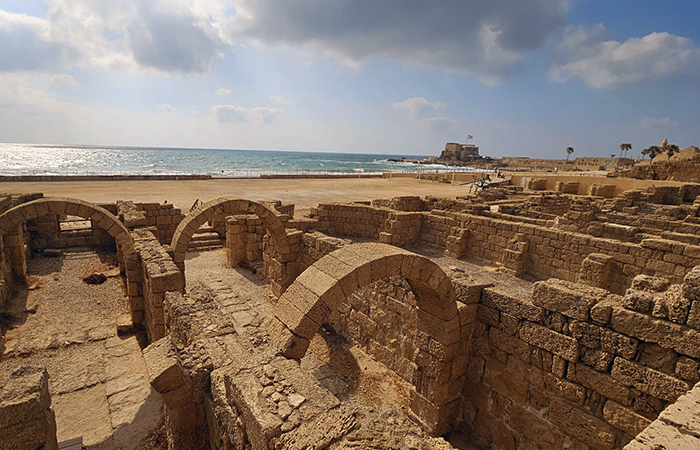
[0,177,467,215]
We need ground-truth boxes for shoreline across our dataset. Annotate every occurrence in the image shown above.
[0,177,468,215]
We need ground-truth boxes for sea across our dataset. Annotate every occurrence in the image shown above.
[0,143,482,177]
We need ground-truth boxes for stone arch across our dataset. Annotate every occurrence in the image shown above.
[0,197,135,259]
[273,243,462,435]
[0,197,141,321]
[170,197,291,269]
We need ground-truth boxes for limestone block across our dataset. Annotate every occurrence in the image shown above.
[603,400,651,437]
[611,307,700,358]
[568,363,634,406]
[611,358,690,402]
[533,278,607,321]
[143,337,188,396]
[549,398,616,450]
[683,266,700,302]
[481,287,544,322]
[518,321,579,361]
[0,366,58,450]
[622,291,654,313]
[631,274,671,293]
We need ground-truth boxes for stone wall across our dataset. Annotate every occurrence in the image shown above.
[311,203,391,239]
[131,228,185,340]
[261,228,303,298]
[460,271,700,449]
[310,202,425,247]
[327,276,475,397]
[0,366,58,450]
[622,160,700,182]
[0,194,44,309]
[624,380,700,448]
[225,215,266,267]
[444,212,700,294]
[26,213,115,249]
[135,202,185,245]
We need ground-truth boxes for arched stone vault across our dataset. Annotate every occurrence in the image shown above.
[170,197,292,271]
[0,197,141,318]
[272,242,463,435]
[0,197,136,260]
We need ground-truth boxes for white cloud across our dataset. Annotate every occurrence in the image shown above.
[215,88,232,95]
[422,117,456,132]
[0,1,235,75]
[158,104,175,112]
[550,24,700,88]
[48,74,78,86]
[0,73,88,118]
[393,97,444,119]
[0,10,78,71]
[640,116,679,128]
[231,0,569,84]
[270,94,288,105]
[0,1,568,83]
[211,104,282,124]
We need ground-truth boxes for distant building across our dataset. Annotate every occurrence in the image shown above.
[441,143,480,163]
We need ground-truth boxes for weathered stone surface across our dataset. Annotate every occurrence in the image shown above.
[508,404,567,449]
[683,266,700,302]
[549,398,616,450]
[143,337,187,394]
[0,366,58,450]
[603,400,651,436]
[568,363,634,406]
[622,291,653,313]
[518,321,579,361]
[482,356,528,404]
[533,278,608,321]
[611,358,691,402]
[569,320,638,359]
[625,382,700,449]
[591,297,617,325]
[656,380,700,439]
[482,287,544,322]
[611,306,700,358]
[631,275,671,293]
[675,357,700,383]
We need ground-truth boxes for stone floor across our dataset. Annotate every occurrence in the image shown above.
[0,250,163,450]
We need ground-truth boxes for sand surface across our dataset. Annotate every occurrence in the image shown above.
[0,177,467,214]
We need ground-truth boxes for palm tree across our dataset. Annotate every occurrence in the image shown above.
[619,143,632,159]
[665,144,680,159]
[565,146,574,163]
[642,146,662,160]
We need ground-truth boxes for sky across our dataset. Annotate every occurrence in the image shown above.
[0,1,698,158]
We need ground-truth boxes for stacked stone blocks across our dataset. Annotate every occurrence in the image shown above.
[463,271,700,449]
[273,243,464,434]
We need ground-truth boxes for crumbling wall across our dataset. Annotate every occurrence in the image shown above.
[0,366,58,450]
[448,213,700,293]
[132,228,185,340]
[136,202,185,245]
[0,194,44,307]
[225,215,266,267]
[461,272,700,449]
[297,231,350,269]
[26,213,115,249]
[310,202,424,247]
[311,203,391,238]
[622,159,700,182]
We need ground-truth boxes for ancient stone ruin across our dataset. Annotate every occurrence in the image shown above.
[3,182,700,449]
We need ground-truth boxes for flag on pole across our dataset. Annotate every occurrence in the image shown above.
[466,135,473,140]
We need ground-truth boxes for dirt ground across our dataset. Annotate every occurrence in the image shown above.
[0,177,467,215]
[0,250,164,450]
